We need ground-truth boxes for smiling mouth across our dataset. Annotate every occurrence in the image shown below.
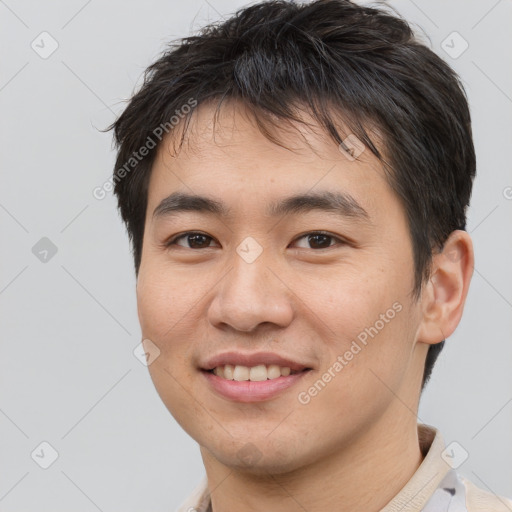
[205,364,311,382]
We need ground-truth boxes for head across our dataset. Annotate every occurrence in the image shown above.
[108,0,475,474]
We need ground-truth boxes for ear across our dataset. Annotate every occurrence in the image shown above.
[416,230,474,345]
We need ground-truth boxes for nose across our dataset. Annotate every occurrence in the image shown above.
[207,249,294,333]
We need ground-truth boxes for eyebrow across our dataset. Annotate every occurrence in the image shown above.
[152,190,371,224]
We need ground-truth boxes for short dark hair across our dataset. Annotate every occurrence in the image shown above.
[108,0,476,390]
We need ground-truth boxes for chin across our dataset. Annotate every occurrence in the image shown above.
[227,455,302,476]
[204,438,312,476]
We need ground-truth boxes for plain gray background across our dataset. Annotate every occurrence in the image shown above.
[1,0,511,510]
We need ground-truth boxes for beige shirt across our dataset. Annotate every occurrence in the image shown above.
[175,424,512,512]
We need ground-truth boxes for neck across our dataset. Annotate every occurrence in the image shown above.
[201,409,424,512]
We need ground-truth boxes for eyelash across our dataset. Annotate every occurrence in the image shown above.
[164,231,347,250]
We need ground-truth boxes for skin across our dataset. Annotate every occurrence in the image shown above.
[136,100,474,512]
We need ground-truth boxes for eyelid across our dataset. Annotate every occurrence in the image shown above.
[291,231,349,249]
[164,231,218,248]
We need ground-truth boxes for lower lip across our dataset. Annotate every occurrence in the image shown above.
[202,369,311,403]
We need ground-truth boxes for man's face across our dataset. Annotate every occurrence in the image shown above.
[137,101,428,474]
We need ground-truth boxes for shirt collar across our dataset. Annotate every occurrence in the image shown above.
[381,424,451,511]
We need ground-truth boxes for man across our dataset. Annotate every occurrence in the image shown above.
[108,0,512,510]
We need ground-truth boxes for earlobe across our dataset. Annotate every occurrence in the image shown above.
[416,230,474,346]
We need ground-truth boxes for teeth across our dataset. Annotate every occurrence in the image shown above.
[233,365,249,381]
[212,364,296,381]
[249,365,267,381]
[223,364,234,380]
[267,364,281,379]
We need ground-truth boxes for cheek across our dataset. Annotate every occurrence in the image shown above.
[295,263,390,337]
[297,262,413,381]
[136,260,200,338]
[136,273,168,337]
[136,266,204,422]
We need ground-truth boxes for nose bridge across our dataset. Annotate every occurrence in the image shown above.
[207,239,294,332]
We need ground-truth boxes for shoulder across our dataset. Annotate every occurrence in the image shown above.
[462,476,512,512]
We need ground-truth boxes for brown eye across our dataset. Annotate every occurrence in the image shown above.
[292,232,345,250]
[165,230,346,251]
[167,232,216,249]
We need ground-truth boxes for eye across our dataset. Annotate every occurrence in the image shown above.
[291,231,345,250]
[164,230,346,250]
[166,231,217,249]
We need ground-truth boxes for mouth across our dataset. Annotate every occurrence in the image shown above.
[203,364,311,381]
[200,355,313,402]
[199,351,314,402]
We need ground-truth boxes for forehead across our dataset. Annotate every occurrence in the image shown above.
[146,100,399,228]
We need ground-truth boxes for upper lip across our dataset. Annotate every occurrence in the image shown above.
[201,351,311,372]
